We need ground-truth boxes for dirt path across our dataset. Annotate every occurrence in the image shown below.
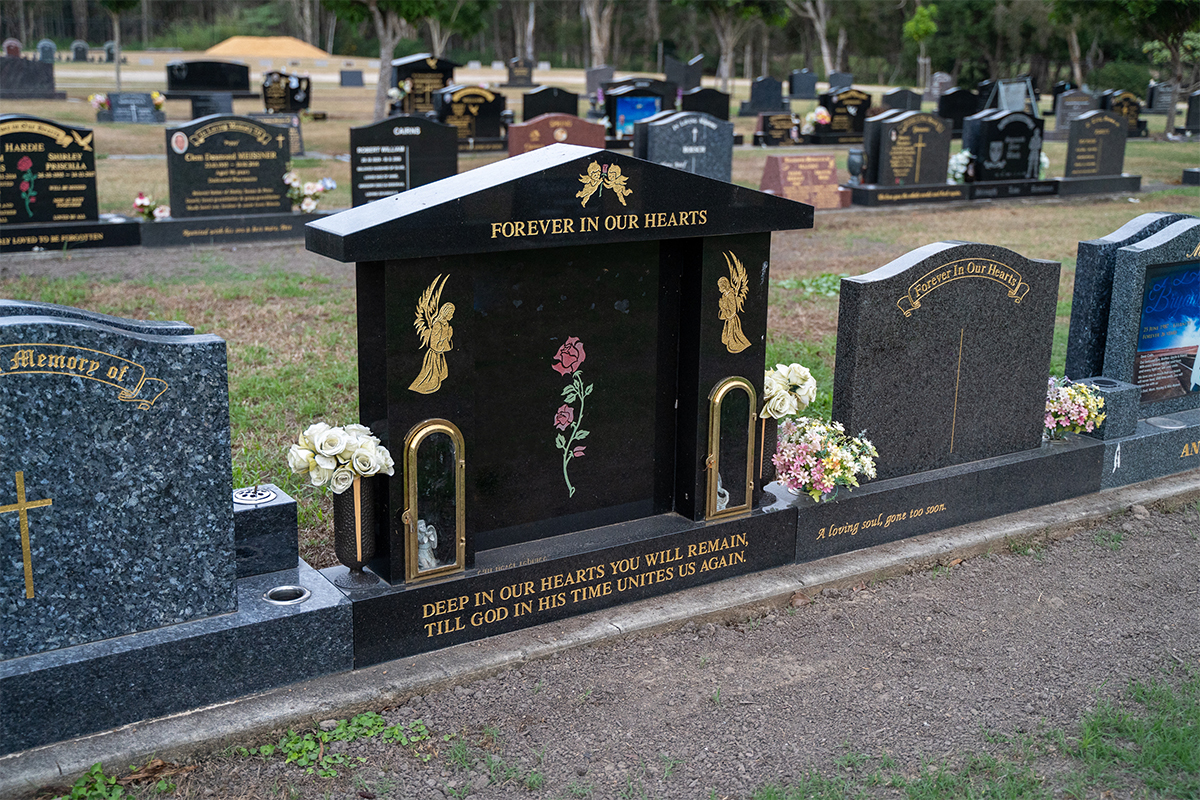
[32,497,1194,800]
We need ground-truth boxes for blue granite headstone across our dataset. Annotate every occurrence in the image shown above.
[0,301,235,659]
[1065,212,1195,381]
[1101,218,1200,417]
[833,242,1060,480]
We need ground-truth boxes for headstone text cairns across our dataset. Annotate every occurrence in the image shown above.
[350,116,457,207]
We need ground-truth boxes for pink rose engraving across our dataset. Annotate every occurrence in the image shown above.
[554,404,574,431]
[572,446,586,458]
[552,336,586,376]
[17,156,33,172]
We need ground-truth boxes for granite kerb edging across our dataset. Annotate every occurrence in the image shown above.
[2,468,1199,797]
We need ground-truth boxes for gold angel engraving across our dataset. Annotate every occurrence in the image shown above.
[717,251,752,354]
[408,274,455,394]
[575,161,634,207]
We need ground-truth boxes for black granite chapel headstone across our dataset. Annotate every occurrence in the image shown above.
[36,39,55,64]
[813,88,871,143]
[0,55,63,99]
[0,303,235,660]
[305,143,812,664]
[788,69,817,100]
[71,40,88,62]
[883,88,922,111]
[1102,219,1200,416]
[962,110,1044,182]
[0,114,98,226]
[664,54,703,91]
[1179,91,1200,134]
[833,241,1060,480]
[167,60,252,94]
[391,53,457,116]
[349,115,457,207]
[644,111,734,182]
[828,71,853,90]
[502,57,536,88]
[433,84,506,147]
[937,87,979,136]
[738,76,786,116]
[1065,212,1194,382]
[522,86,578,121]
[165,115,289,217]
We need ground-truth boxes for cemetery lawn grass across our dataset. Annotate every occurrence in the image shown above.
[3,188,1196,568]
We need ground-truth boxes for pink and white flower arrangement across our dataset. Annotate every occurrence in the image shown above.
[287,422,395,494]
[774,417,877,502]
[284,171,336,212]
[151,90,165,111]
[131,192,169,221]
[1045,377,1106,439]
[88,93,110,111]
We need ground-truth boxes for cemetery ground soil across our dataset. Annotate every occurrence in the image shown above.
[27,497,1199,800]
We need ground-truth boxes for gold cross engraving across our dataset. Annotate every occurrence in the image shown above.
[1,471,52,598]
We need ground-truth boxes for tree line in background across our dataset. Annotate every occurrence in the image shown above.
[4,1,1197,123]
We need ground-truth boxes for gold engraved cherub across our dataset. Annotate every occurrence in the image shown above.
[576,161,603,207]
[409,274,455,394]
[602,163,632,206]
[717,251,752,354]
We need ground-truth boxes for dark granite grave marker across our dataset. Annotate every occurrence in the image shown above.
[883,88,921,111]
[873,112,951,186]
[860,109,903,183]
[664,54,703,91]
[828,71,853,90]
[644,111,733,182]
[0,55,63,99]
[1102,218,1200,416]
[502,57,536,87]
[937,87,978,136]
[833,241,1060,480]
[190,92,233,119]
[262,70,311,113]
[962,110,1044,182]
[71,40,88,62]
[2,39,20,59]
[754,113,799,146]
[433,84,506,146]
[165,115,289,218]
[103,41,115,62]
[1102,90,1146,137]
[1177,91,1199,134]
[522,85,578,120]
[0,302,235,659]
[738,76,786,116]
[102,92,166,124]
[306,143,811,662]
[248,112,304,156]
[1064,212,1192,382]
[508,112,604,157]
[0,114,98,226]
[36,39,54,63]
[759,153,849,208]
[349,115,457,207]
[1146,81,1174,114]
[788,68,817,99]
[681,87,730,121]
[813,88,871,143]
[339,69,363,87]
[631,110,680,157]
[167,60,251,94]
[604,85,664,138]
[585,65,614,101]
[391,53,457,115]
[925,71,952,101]
[1050,81,1076,113]
[1050,88,1096,140]
[1064,110,1127,177]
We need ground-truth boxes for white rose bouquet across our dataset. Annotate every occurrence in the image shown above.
[288,421,395,493]
[761,362,818,419]
[284,171,336,212]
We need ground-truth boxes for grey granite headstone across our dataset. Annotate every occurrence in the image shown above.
[925,71,952,101]
[833,241,1060,480]
[644,111,734,182]
[664,54,703,91]
[190,92,234,118]
[883,88,921,111]
[586,65,614,99]
[103,41,115,62]
[1050,89,1096,141]
[0,56,61,99]
[828,71,853,90]
[1101,218,1200,417]
[1065,212,1195,382]
[0,301,235,660]
[71,40,88,62]
[788,69,818,100]
[339,69,363,87]
[36,39,55,64]
[1064,110,1127,178]
[739,76,785,115]
[108,91,167,124]
[1146,81,1174,114]
[962,110,1043,182]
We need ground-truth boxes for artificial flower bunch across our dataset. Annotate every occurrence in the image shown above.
[1038,151,1050,180]
[151,90,165,111]
[801,106,832,135]
[88,93,110,111]
[284,171,336,213]
[948,149,973,184]
[131,192,170,221]
[288,422,395,494]
[774,417,878,502]
[761,362,818,419]
[1045,376,1106,439]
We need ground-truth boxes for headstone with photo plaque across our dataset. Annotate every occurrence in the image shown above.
[759,153,850,208]
[164,115,289,218]
[604,84,664,139]
[833,241,1061,480]
[644,111,734,182]
[432,84,506,150]
[962,110,1045,182]
[350,115,457,207]
[306,142,812,664]
[522,85,577,121]
[508,112,605,157]
[262,70,311,113]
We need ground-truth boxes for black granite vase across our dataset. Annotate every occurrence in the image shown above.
[758,416,778,490]
[333,475,375,572]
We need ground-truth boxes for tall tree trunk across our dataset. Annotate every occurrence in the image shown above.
[72,0,87,41]
[834,26,846,72]
[511,1,528,61]
[1165,43,1182,135]
[743,37,751,80]
[710,7,752,93]
[141,0,149,45]
[369,1,404,122]
[646,0,659,72]
[583,0,615,68]
[325,10,337,53]
[1066,21,1083,86]
[17,0,28,43]
[760,22,769,78]
[786,0,834,78]
[525,1,535,62]
[109,10,121,92]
